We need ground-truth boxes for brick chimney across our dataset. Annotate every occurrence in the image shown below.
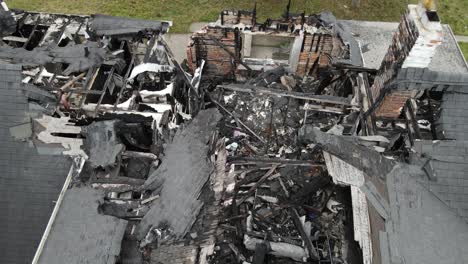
[371,1,443,97]
[401,2,443,68]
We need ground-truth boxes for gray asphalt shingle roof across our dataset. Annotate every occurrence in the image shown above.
[383,164,468,264]
[343,21,468,73]
[37,187,127,264]
[0,64,72,263]
[90,14,170,36]
[393,69,468,91]
[414,140,468,221]
[436,92,468,140]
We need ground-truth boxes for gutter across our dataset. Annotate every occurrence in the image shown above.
[31,156,85,264]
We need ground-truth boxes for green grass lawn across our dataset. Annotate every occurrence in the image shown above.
[459,42,468,61]
[6,0,467,34]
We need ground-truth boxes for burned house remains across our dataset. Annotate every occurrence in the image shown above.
[0,1,468,264]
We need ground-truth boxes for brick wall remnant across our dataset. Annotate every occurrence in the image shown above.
[375,91,414,118]
[188,27,239,80]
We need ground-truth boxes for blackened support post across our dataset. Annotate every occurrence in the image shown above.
[404,99,422,140]
[23,17,40,49]
[290,207,319,260]
[159,38,199,97]
[252,2,257,25]
[425,90,438,140]
[285,0,291,19]
[94,67,115,115]
[208,36,253,72]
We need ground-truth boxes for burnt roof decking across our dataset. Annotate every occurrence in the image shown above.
[90,14,171,36]
[0,63,72,264]
[137,108,221,240]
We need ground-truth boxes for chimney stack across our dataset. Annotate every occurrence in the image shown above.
[401,1,443,68]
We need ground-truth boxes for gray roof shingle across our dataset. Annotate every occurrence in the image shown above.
[137,108,222,240]
[37,187,127,264]
[436,92,468,140]
[414,140,468,221]
[90,14,170,36]
[0,64,72,264]
[393,69,468,91]
[384,164,468,264]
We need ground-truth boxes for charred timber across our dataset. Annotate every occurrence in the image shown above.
[218,84,355,106]
[228,156,326,167]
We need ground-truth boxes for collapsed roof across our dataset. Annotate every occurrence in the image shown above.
[0,1,468,264]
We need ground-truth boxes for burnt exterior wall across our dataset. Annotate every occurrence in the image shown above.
[188,27,240,80]
[296,33,337,77]
[188,30,342,79]
[220,10,254,26]
[375,90,414,118]
[188,10,349,80]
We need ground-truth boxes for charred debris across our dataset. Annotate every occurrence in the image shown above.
[2,1,465,264]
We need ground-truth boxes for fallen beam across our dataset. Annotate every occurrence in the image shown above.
[159,38,199,97]
[114,44,136,110]
[332,62,378,73]
[290,207,319,260]
[303,103,345,114]
[238,165,278,205]
[210,96,266,144]
[122,151,158,160]
[228,156,326,167]
[228,243,247,263]
[218,84,355,106]
[92,176,145,186]
[61,88,103,95]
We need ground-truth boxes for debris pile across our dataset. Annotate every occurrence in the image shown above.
[209,163,356,263]
[202,61,366,263]
[0,10,198,132]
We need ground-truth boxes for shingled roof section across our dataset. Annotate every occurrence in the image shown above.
[0,64,72,264]
[37,187,127,264]
[90,14,171,36]
[393,69,468,91]
[436,91,468,140]
[413,140,468,221]
[383,164,468,264]
[413,77,468,222]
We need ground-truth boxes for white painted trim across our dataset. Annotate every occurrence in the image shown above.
[32,157,85,264]
[1,1,9,11]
